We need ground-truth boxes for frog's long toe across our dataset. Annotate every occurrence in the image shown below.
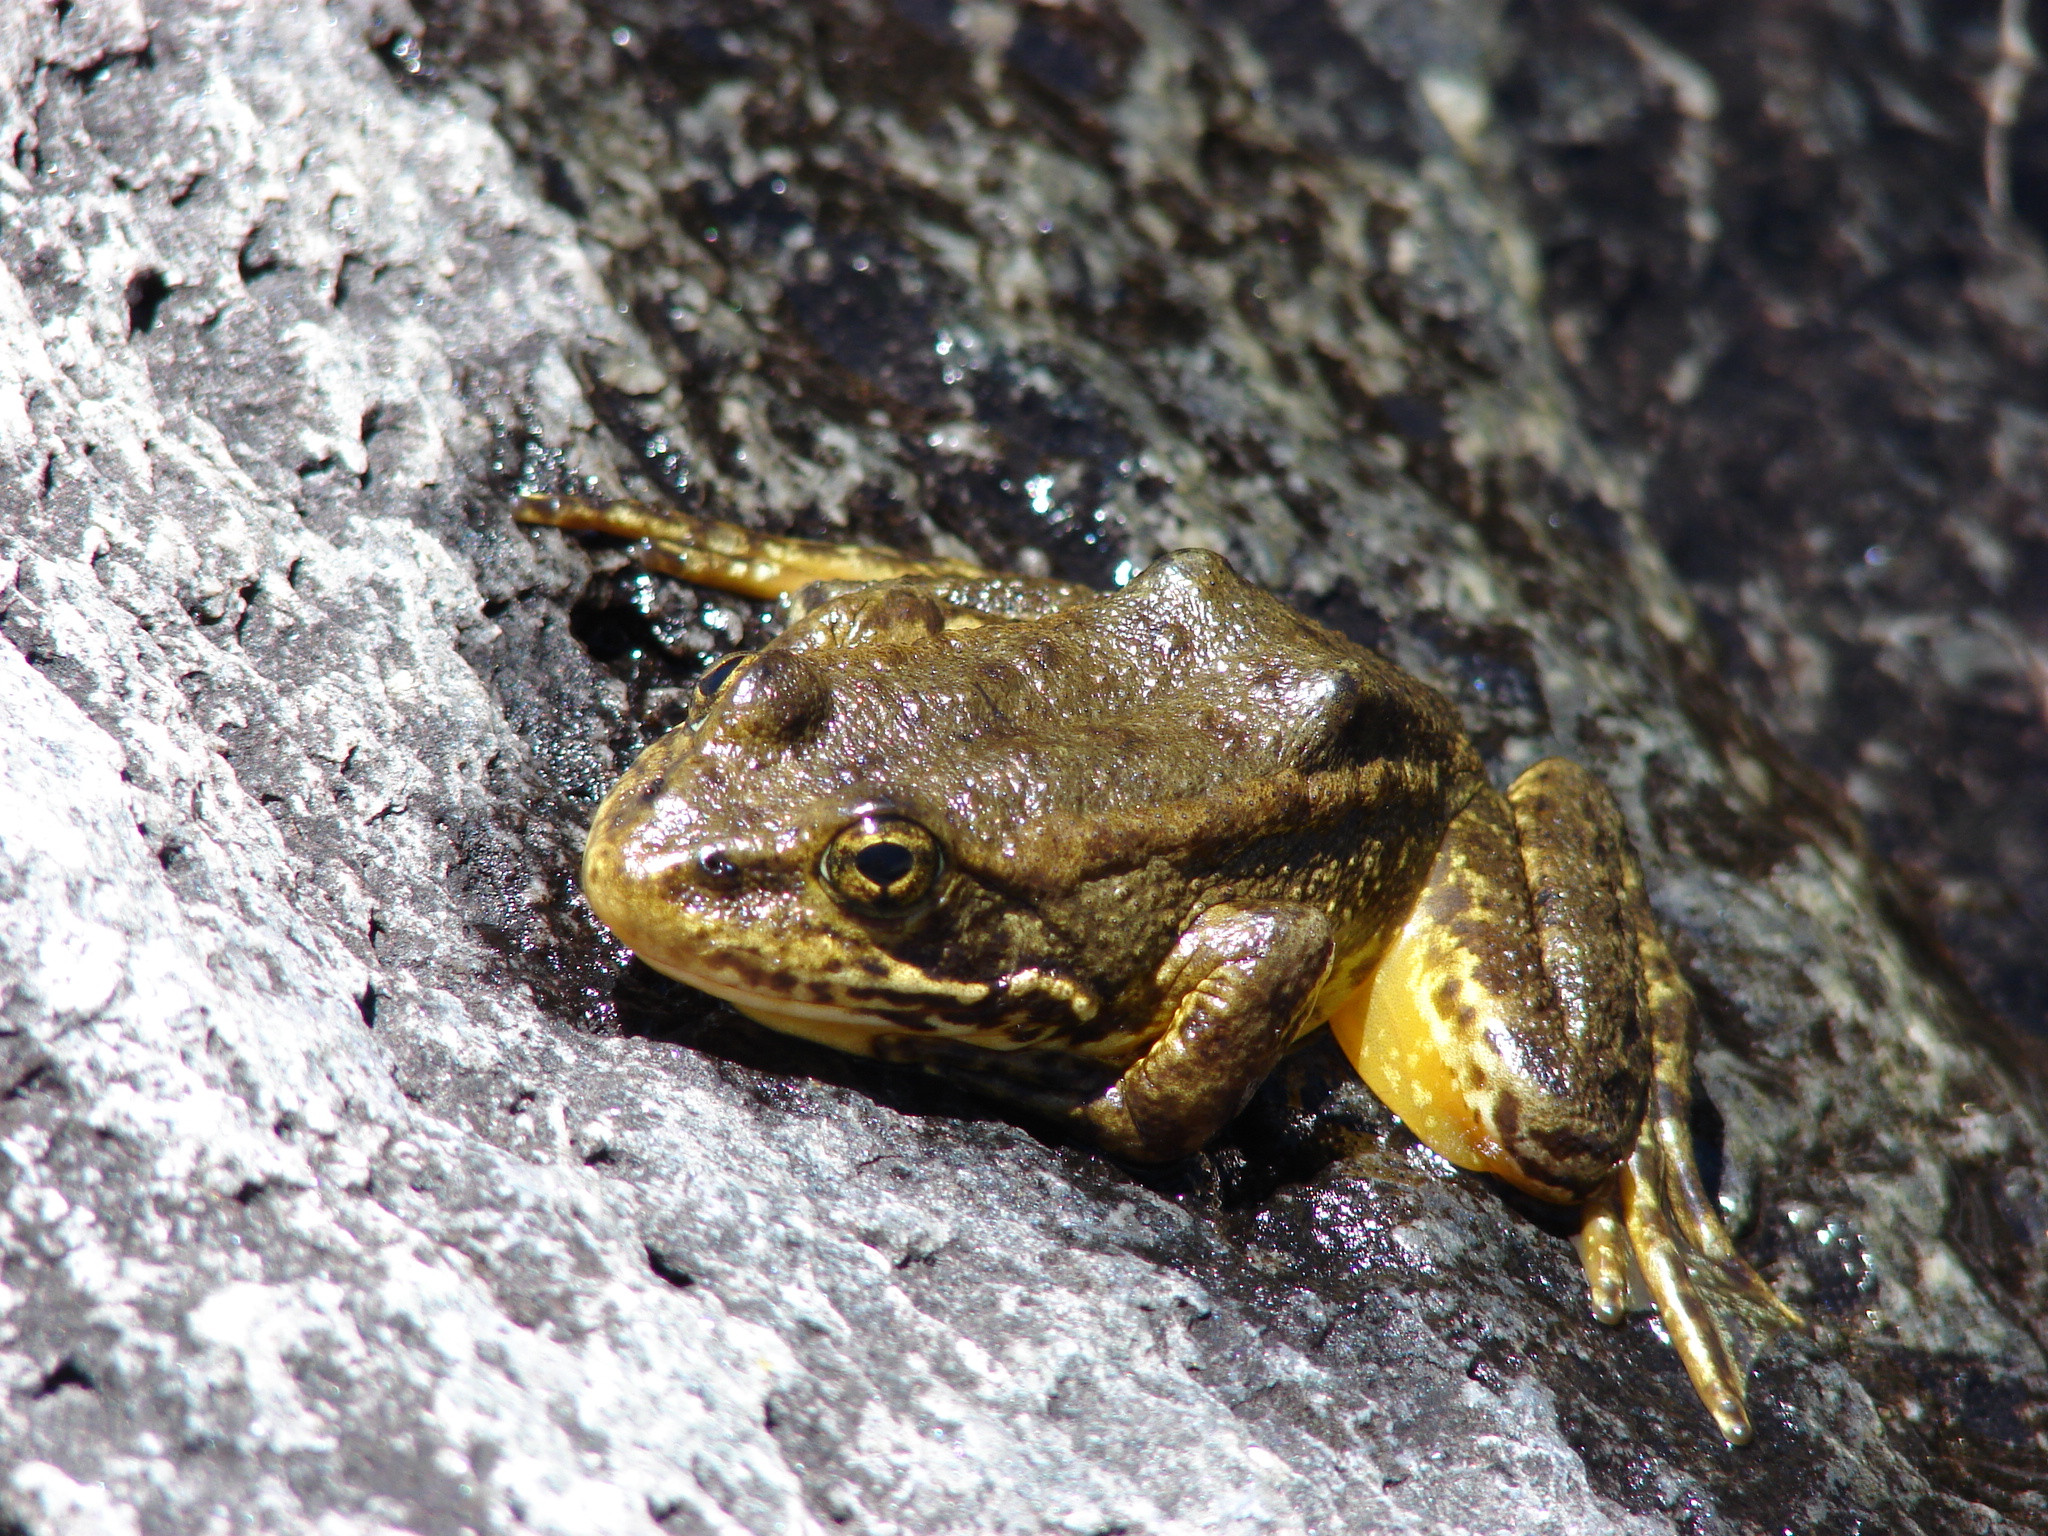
[1621,1144,1755,1443]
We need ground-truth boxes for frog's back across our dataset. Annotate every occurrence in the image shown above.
[812,551,1480,902]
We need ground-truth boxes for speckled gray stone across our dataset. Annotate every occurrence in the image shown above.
[0,3,2042,1534]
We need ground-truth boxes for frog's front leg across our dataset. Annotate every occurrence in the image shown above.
[1077,904,1336,1162]
[1330,758,1800,1443]
[904,905,1334,1163]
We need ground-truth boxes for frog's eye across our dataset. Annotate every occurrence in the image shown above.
[696,653,749,700]
[820,816,943,914]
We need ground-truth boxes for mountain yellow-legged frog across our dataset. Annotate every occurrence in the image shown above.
[518,493,1803,1442]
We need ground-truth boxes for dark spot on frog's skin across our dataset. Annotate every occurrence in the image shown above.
[722,953,814,997]
[1530,1121,1629,1171]
[1492,1089,1522,1145]
[1425,879,1470,926]
[860,958,889,977]
[1433,976,1479,1031]
[1022,637,1063,672]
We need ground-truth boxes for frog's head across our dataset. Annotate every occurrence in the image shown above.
[580,638,1102,1051]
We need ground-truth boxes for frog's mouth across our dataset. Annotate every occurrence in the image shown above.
[651,958,902,1030]
[641,953,997,1059]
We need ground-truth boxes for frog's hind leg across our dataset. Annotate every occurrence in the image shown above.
[1329,758,1802,1443]
[1329,765,1650,1203]
[515,493,987,599]
[1560,777,1804,1445]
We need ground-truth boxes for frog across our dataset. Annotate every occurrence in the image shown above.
[516,492,1804,1443]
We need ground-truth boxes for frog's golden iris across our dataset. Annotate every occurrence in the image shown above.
[819,815,944,914]
[522,493,1804,1445]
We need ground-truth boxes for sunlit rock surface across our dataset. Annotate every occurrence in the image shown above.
[1,3,2043,1533]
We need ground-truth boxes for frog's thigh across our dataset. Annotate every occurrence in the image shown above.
[1330,763,1648,1203]
[1077,903,1333,1163]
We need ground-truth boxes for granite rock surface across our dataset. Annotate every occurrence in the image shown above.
[0,2,2044,1534]
[1502,0,2048,1039]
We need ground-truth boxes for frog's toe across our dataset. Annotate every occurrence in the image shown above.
[1618,1141,1811,1444]
[1575,1176,1635,1326]
[1705,1385,1753,1446]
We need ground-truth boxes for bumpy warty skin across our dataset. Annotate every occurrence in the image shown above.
[1,2,2045,1535]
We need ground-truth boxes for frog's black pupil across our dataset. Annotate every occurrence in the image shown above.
[697,655,746,699]
[854,840,915,889]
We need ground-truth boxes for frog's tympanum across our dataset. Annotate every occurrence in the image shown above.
[518,493,1804,1443]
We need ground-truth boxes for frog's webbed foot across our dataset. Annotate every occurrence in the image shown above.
[1579,1081,1807,1446]
[1578,875,1807,1445]
[1579,1133,1804,1444]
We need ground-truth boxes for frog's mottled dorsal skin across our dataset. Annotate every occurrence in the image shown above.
[519,494,1804,1444]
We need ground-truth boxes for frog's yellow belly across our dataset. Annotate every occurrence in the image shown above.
[1326,913,1532,1195]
